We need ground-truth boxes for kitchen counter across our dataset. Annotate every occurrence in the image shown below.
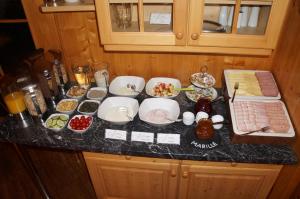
[0,91,297,165]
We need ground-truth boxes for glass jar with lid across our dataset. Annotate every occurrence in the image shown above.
[21,83,47,117]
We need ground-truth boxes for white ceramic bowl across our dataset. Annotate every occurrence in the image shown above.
[87,87,107,101]
[145,77,181,98]
[109,76,145,98]
[97,97,139,125]
[44,113,69,132]
[138,98,180,126]
[67,114,93,133]
[66,86,87,100]
[77,100,100,115]
[56,99,78,114]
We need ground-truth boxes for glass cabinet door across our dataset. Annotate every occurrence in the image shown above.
[97,0,187,46]
[188,0,289,49]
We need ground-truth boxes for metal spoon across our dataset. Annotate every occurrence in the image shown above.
[126,84,141,93]
[118,106,133,121]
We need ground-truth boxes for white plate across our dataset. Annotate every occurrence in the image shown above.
[185,85,218,102]
[145,77,181,98]
[97,97,139,125]
[109,76,145,98]
[56,99,78,114]
[44,113,69,132]
[139,98,180,127]
[87,87,107,100]
[229,99,295,137]
[77,100,100,115]
[224,69,281,100]
[67,114,93,133]
[190,72,216,88]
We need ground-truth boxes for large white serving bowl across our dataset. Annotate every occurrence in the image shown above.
[109,76,145,98]
[145,77,181,98]
[97,97,139,125]
[139,98,180,126]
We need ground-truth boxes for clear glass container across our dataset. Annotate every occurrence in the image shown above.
[1,82,26,115]
[21,84,47,117]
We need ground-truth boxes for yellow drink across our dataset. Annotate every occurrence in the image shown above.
[4,91,26,114]
[74,72,89,86]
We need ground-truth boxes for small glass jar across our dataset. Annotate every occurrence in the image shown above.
[196,118,214,140]
[195,97,212,116]
[22,84,47,117]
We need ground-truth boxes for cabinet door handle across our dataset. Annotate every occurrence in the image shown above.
[176,32,183,40]
[191,33,199,40]
[182,171,188,178]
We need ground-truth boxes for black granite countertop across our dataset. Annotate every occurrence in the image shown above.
[0,91,297,165]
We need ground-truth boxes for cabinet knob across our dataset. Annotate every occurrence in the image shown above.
[182,171,188,178]
[191,33,199,40]
[176,32,183,40]
[171,169,177,177]
[125,156,131,160]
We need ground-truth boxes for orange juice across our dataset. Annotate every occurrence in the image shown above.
[4,91,26,114]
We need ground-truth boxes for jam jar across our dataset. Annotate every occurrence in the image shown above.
[195,97,212,116]
[196,118,214,140]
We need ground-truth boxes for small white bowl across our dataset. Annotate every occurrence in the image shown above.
[212,115,224,129]
[195,111,209,123]
[66,86,87,100]
[87,87,107,101]
[138,98,180,127]
[44,113,69,132]
[56,99,78,114]
[145,77,181,98]
[109,76,145,98]
[67,114,93,133]
[77,100,100,115]
[97,97,139,125]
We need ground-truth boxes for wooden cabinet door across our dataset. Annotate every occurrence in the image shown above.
[188,0,290,49]
[178,161,282,199]
[83,152,179,199]
[95,0,187,46]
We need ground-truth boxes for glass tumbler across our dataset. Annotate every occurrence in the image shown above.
[72,64,91,88]
[92,61,109,88]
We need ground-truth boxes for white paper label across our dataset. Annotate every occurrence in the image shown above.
[105,129,127,141]
[150,13,172,25]
[157,133,180,145]
[131,131,154,143]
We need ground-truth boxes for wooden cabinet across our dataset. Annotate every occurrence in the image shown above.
[95,0,290,55]
[84,152,282,199]
[178,161,282,199]
[83,152,180,199]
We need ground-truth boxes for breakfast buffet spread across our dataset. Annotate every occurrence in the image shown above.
[6,66,295,147]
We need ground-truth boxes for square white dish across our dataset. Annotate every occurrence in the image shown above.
[44,113,69,132]
[138,98,180,127]
[77,100,100,115]
[97,97,139,125]
[109,76,145,98]
[224,69,281,100]
[56,99,78,114]
[145,77,181,98]
[87,87,107,101]
[229,99,295,137]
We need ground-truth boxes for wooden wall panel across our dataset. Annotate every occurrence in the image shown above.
[21,3,273,87]
[269,1,300,198]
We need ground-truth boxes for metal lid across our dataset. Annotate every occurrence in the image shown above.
[22,84,38,93]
